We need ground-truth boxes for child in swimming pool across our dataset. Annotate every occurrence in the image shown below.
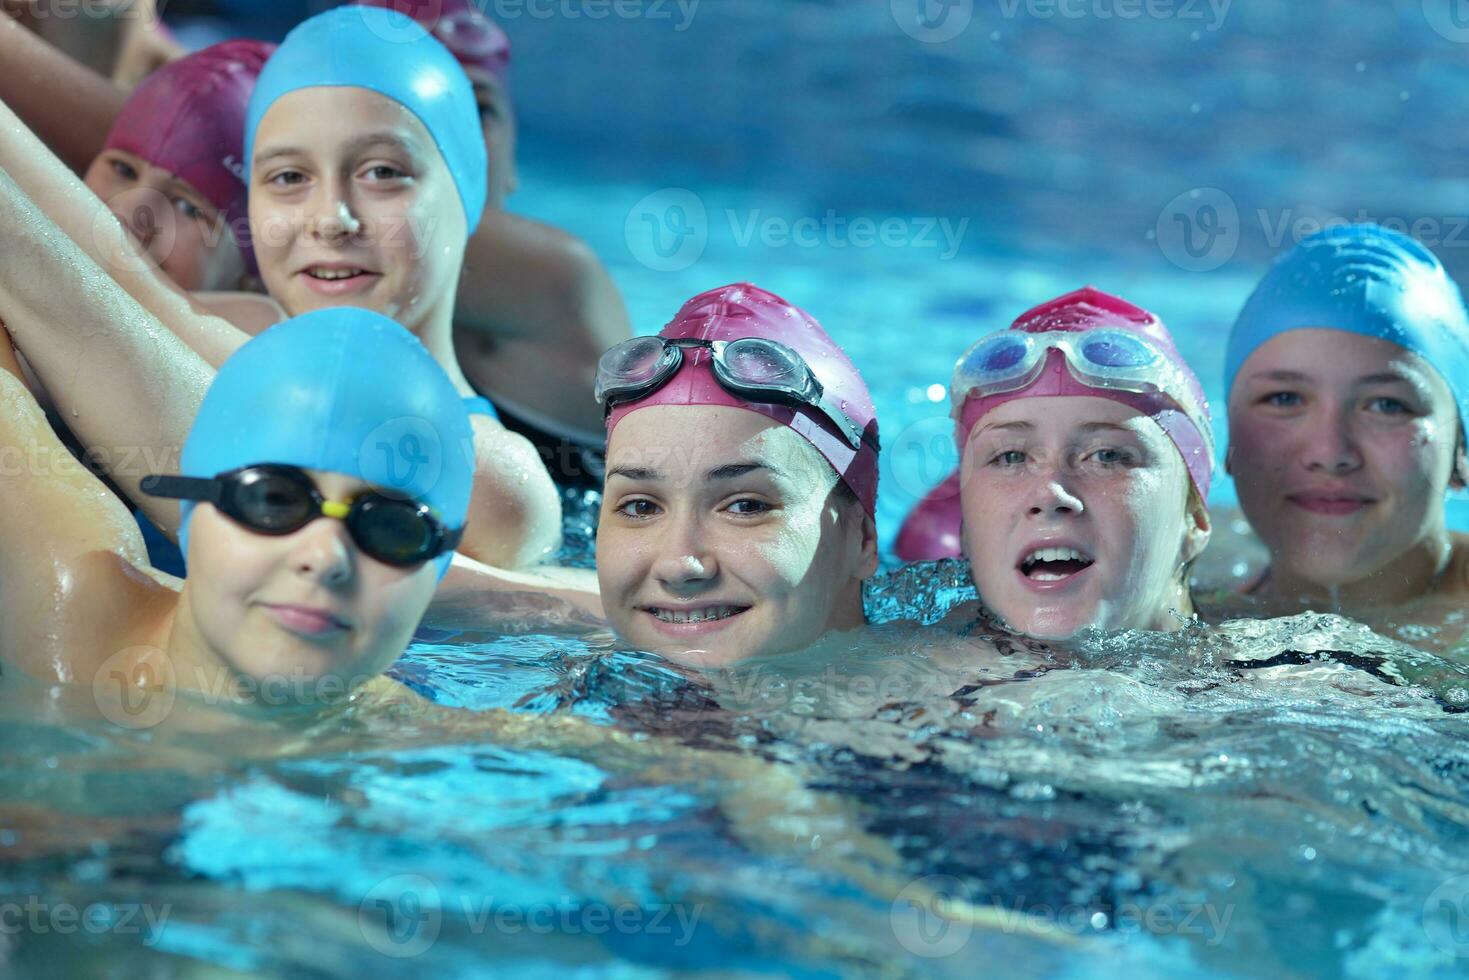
[0,306,471,707]
[355,0,633,484]
[594,283,881,668]
[941,287,1214,641]
[0,7,562,569]
[1212,223,1469,655]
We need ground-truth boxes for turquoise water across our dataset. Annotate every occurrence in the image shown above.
[4,3,1469,978]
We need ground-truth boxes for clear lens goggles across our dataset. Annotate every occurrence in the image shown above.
[951,329,1211,441]
[595,336,871,450]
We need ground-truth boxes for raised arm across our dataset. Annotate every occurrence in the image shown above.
[0,11,129,173]
[0,164,212,534]
[0,318,162,679]
[0,96,249,368]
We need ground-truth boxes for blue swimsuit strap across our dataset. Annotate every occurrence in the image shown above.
[463,395,499,420]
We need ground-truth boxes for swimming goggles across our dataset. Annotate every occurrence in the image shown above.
[140,464,463,568]
[951,329,1212,439]
[595,336,872,450]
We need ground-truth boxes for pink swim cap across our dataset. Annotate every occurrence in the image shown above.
[103,39,274,272]
[606,283,880,517]
[953,287,1214,501]
[355,0,511,83]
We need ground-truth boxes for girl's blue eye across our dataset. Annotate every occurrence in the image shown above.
[1090,448,1134,466]
[1366,397,1410,415]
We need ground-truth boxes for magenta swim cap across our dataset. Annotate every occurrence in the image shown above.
[606,283,880,516]
[103,40,274,272]
[355,0,511,83]
[954,287,1214,502]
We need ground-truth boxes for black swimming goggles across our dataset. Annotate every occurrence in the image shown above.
[594,336,871,450]
[140,464,463,568]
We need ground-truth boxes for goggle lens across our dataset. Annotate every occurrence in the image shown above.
[1078,333,1156,369]
[974,337,1028,374]
[599,336,668,384]
[231,471,317,532]
[348,497,437,565]
[723,338,804,386]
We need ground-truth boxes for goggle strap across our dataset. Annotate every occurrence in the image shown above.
[139,474,221,504]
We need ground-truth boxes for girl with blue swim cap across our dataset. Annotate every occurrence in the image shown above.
[351,0,633,485]
[0,307,474,707]
[1222,224,1469,636]
[0,6,562,570]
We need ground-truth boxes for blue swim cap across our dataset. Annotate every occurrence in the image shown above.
[244,5,487,234]
[178,308,476,577]
[1225,223,1469,435]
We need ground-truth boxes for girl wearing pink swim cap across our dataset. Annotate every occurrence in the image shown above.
[947,287,1214,640]
[595,283,880,667]
[83,40,272,295]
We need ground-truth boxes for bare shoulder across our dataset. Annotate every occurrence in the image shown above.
[463,212,627,344]
[7,548,178,686]
[192,291,287,337]
[460,414,562,568]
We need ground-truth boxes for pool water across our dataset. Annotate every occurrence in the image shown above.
[5,2,1469,977]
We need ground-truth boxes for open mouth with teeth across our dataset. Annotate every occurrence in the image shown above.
[644,605,749,626]
[1018,546,1095,582]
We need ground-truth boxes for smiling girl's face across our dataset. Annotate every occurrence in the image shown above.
[596,406,876,668]
[85,149,246,292]
[1227,329,1463,591]
[247,87,468,335]
[960,396,1209,640]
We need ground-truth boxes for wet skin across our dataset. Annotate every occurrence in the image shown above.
[84,147,246,292]
[597,406,876,668]
[959,396,1210,640]
[1228,329,1469,611]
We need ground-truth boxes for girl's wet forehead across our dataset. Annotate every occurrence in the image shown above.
[606,407,832,489]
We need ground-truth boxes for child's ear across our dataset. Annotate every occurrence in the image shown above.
[1181,492,1212,567]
